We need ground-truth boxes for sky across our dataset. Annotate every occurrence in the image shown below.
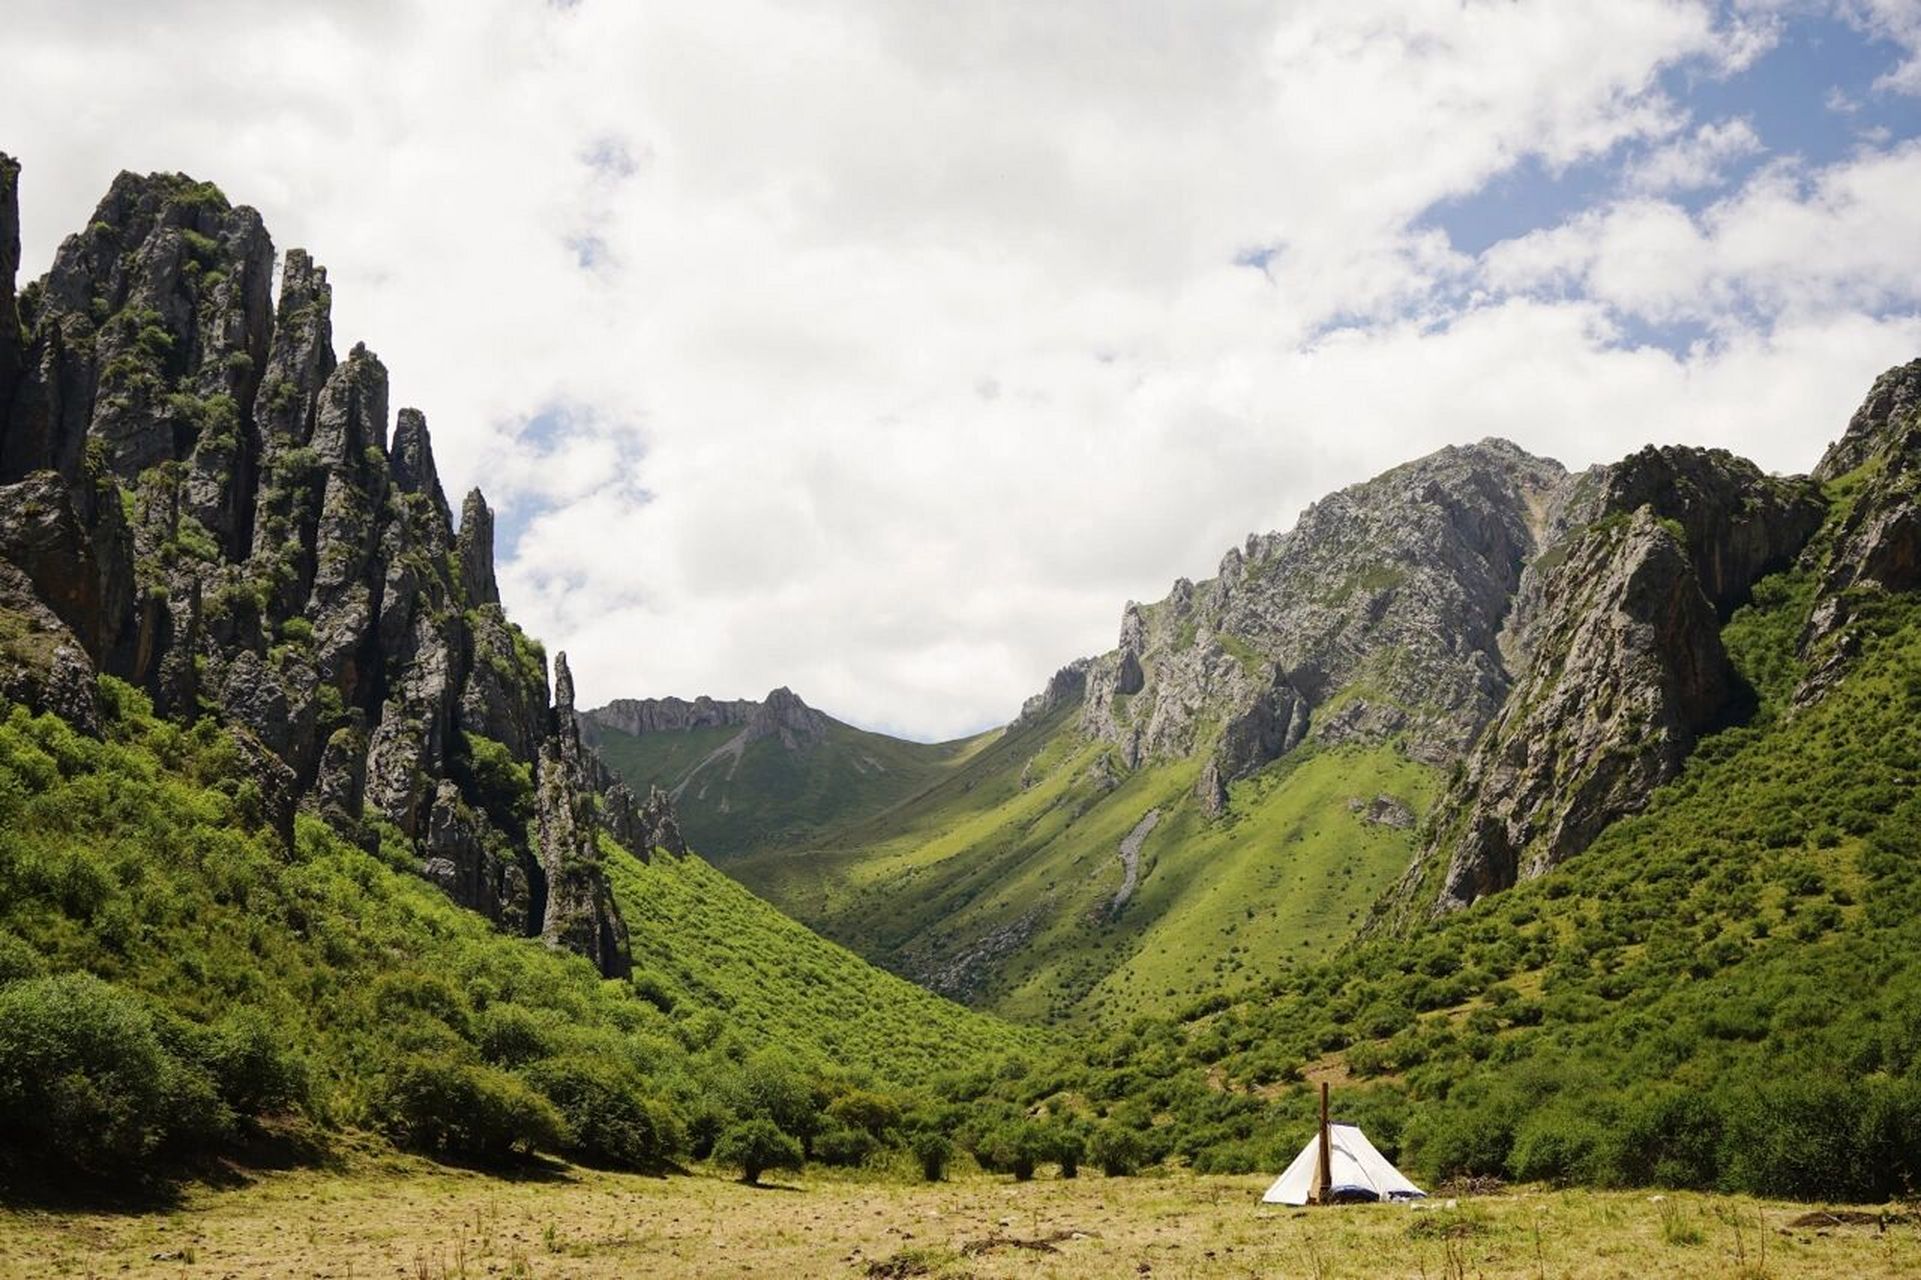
[5,1,1921,740]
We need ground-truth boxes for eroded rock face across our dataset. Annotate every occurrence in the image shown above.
[1054,440,1567,804]
[0,156,654,977]
[1431,509,1733,909]
[0,155,22,413]
[1796,360,1921,701]
[581,695,759,738]
[1409,443,1828,915]
[603,780,688,862]
[0,559,101,735]
[1013,659,1091,730]
[536,654,631,977]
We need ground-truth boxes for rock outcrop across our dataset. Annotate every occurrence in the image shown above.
[1413,446,1825,914]
[580,694,761,738]
[1046,440,1567,810]
[1796,360,1921,700]
[0,156,648,977]
[1012,658,1091,730]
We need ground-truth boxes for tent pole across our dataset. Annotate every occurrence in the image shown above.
[1315,1081,1332,1204]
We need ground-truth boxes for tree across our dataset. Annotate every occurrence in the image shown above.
[732,1051,823,1154]
[1091,1123,1147,1177]
[909,1130,954,1182]
[714,1117,804,1185]
[1049,1123,1086,1178]
[984,1120,1049,1181]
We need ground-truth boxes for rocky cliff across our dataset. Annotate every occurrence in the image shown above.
[1051,440,1566,813]
[0,157,643,976]
[1014,422,1865,924]
[583,694,760,738]
[1406,442,1843,916]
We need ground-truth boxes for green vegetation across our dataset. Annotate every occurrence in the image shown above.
[919,527,1921,1201]
[587,713,993,860]
[0,680,1033,1188]
[722,705,1436,1024]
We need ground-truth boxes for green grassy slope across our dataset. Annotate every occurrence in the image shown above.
[590,717,992,861]
[730,703,1440,1025]
[0,680,1038,1180]
[944,478,1921,1200]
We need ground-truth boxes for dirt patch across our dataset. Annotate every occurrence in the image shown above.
[1787,1209,1916,1229]
[960,1227,1097,1256]
[1434,1175,1507,1198]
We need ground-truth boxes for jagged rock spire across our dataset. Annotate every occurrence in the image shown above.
[553,649,576,717]
[458,487,500,606]
[0,159,633,978]
[0,154,22,414]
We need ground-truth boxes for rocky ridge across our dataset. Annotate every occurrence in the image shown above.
[582,694,761,738]
[0,157,656,976]
[1010,412,1897,926]
[1418,447,1823,913]
[1045,441,1566,813]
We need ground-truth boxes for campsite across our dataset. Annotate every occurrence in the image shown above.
[5,1153,1917,1280]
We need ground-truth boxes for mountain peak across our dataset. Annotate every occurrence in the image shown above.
[748,685,828,749]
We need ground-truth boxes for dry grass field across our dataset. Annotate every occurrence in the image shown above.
[2,1151,1916,1280]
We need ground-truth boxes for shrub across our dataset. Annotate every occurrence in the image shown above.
[813,1123,878,1168]
[983,1121,1049,1181]
[1090,1122,1147,1176]
[476,1003,556,1067]
[826,1089,902,1141]
[713,1117,803,1185]
[909,1130,954,1182]
[522,1056,683,1169]
[730,1051,823,1151]
[371,1056,568,1160]
[1507,1109,1613,1185]
[199,1007,309,1117]
[0,973,190,1170]
[0,929,45,985]
[1049,1124,1085,1178]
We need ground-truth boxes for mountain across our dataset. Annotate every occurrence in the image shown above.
[0,155,1033,1184]
[579,687,994,859]
[602,441,1576,1021]
[1028,381,1921,1200]
[0,156,650,975]
[596,399,1894,1027]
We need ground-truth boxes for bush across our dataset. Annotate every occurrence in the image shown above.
[199,1007,310,1117]
[714,1117,804,1185]
[730,1051,823,1152]
[1507,1109,1613,1185]
[909,1130,953,1182]
[982,1121,1049,1181]
[1405,1104,1514,1181]
[813,1123,878,1167]
[522,1056,683,1169]
[0,930,45,985]
[475,1003,557,1068]
[1049,1124,1085,1178]
[1090,1122,1147,1176]
[827,1089,902,1141]
[0,973,203,1170]
[371,1056,568,1160]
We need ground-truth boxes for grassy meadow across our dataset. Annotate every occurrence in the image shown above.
[4,1154,1916,1279]
[725,705,1438,1024]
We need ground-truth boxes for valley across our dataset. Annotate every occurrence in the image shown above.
[6,1156,1916,1279]
[5,134,1921,1277]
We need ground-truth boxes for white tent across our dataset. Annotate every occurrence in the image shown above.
[1261,1122,1426,1205]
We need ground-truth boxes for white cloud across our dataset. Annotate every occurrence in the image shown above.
[1843,0,1921,93]
[1485,142,1921,323]
[2,1,1918,737]
[1626,118,1765,191]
